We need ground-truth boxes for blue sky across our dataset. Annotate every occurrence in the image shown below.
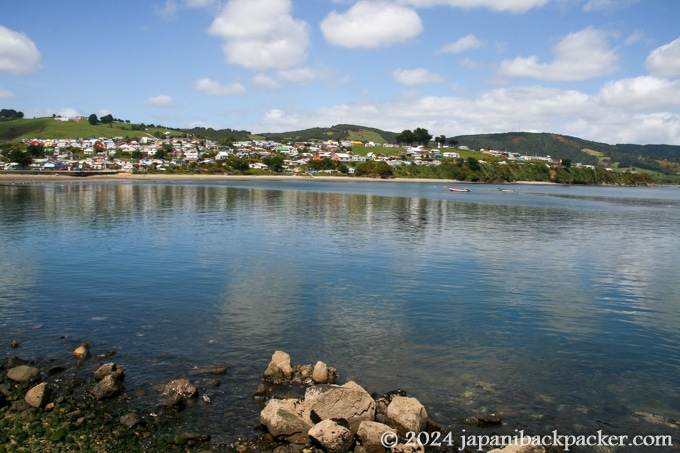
[2,0,680,145]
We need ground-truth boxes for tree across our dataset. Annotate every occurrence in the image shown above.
[27,143,45,158]
[7,148,32,168]
[100,114,114,124]
[88,114,99,125]
[561,158,572,168]
[262,153,285,173]
[396,129,416,145]
[413,128,432,146]
[435,135,447,148]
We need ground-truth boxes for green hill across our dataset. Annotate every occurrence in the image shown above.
[256,124,398,144]
[0,117,183,141]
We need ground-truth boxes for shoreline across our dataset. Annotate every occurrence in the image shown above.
[0,172,560,186]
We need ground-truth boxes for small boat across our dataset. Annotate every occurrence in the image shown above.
[449,187,470,193]
[498,188,515,192]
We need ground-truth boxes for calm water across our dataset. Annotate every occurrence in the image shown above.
[1,180,680,446]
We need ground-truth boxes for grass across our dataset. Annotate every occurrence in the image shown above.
[0,118,183,143]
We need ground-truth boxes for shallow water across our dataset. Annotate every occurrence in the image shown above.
[1,181,679,446]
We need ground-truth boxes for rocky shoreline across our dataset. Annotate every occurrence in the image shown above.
[3,343,678,452]
[0,342,518,453]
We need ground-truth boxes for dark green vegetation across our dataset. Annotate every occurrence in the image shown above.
[255,124,398,144]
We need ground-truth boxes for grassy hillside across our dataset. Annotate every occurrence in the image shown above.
[258,124,398,144]
[0,118,182,141]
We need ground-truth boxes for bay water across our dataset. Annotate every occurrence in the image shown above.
[1,180,679,446]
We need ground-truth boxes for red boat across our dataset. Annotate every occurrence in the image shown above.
[449,187,470,192]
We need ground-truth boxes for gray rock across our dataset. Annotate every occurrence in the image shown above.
[358,420,394,453]
[120,412,146,428]
[90,374,124,400]
[259,398,313,445]
[386,396,428,436]
[308,419,354,453]
[73,343,90,360]
[162,379,198,398]
[7,365,40,383]
[25,382,50,408]
[308,381,376,434]
[160,379,198,408]
[190,366,228,376]
[94,362,125,382]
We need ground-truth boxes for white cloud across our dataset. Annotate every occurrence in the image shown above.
[195,78,247,95]
[143,94,175,107]
[254,82,680,145]
[582,0,638,12]
[0,87,15,99]
[400,0,550,14]
[498,27,619,81]
[439,34,486,54]
[393,68,446,85]
[277,67,317,85]
[598,76,680,111]
[0,26,41,75]
[646,37,680,78]
[207,0,309,71]
[321,1,423,49]
[252,74,280,89]
[156,0,220,19]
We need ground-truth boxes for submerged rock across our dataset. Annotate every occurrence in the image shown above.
[7,365,40,383]
[90,374,124,400]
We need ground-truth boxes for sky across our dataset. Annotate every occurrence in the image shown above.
[1,0,680,145]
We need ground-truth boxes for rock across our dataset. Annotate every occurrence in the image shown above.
[308,381,376,434]
[358,420,394,453]
[120,412,146,428]
[308,419,354,453]
[25,382,50,408]
[393,443,425,453]
[312,361,328,384]
[386,396,428,436]
[464,413,502,426]
[90,374,124,400]
[7,365,40,383]
[264,350,293,383]
[10,340,19,348]
[163,379,198,399]
[190,366,228,376]
[73,343,90,360]
[161,379,198,408]
[260,398,313,445]
[94,362,125,381]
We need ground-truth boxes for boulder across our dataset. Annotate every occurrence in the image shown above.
[120,412,146,429]
[73,343,90,360]
[308,381,376,434]
[386,396,428,436]
[163,379,198,398]
[7,365,40,383]
[94,362,125,382]
[161,379,198,407]
[90,374,124,400]
[308,419,354,453]
[25,382,50,408]
[264,350,293,383]
[312,361,328,384]
[358,420,394,453]
[260,398,313,445]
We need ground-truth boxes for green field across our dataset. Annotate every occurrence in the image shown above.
[0,118,182,142]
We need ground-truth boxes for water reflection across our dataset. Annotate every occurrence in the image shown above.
[1,182,679,440]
